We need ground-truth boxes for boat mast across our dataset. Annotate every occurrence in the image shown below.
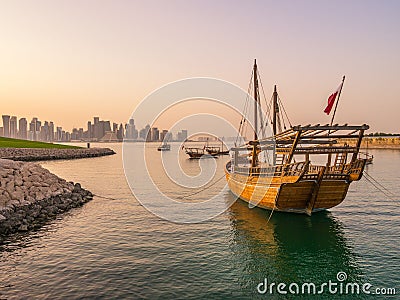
[329,75,346,127]
[253,59,258,141]
[273,85,278,136]
[251,59,259,169]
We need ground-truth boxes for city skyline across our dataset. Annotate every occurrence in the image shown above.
[0,114,189,143]
[0,1,399,132]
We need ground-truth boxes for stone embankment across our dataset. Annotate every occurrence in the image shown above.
[0,147,115,161]
[0,159,93,238]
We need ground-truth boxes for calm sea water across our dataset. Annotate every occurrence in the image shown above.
[0,143,398,299]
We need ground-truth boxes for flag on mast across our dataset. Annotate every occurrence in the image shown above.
[324,82,343,115]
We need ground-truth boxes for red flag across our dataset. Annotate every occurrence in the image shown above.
[324,82,343,115]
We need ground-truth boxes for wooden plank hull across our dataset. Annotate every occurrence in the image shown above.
[185,147,217,159]
[187,153,217,159]
[225,170,351,214]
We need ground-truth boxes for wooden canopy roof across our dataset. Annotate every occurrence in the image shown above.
[232,123,369,155]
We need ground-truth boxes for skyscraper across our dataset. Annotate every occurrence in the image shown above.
[29,118,37,140]
[151,127,159,142]
[117,123,124,141]
[41,121,50,141]
[140,124,151,141]
[177,130,188,142]
[2,115,10,137]
[126,118,138,140]
[160,130,169,142]
[49,121,54,141]
[181,130,188,141]
[35,119,41,132]
[103,121,111,133]
[18,118,28,140]
[56,127,62,141]
[87,121,92,140]
[78,128,83,140]
[10,116,17,138]
[93,117,101,140]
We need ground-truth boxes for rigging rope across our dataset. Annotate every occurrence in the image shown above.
[235,69,253,146]
[266,205,276,223]
[277,94,293,128]
[93,194,120,201]
[258,73,273,126]
[176,173,227,199]
[257,88,266,138]
[256,69,268,139]
[362,171,398,202]
[362,176,398,203]
[94,173,227,201]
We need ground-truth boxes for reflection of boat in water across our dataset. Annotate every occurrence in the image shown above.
[227,195,362,285]
[225,60,369,215]
[157,142,171,151]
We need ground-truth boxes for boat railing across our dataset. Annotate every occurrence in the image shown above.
[302,173,349,180]
[232,166,277,176]
[282,161,309,177]
[308,165,324,174]
[307,162,355,175]
[301,159,365,180]
[347,159,366,180]
[232,161,308,177]
[205,146,220,151]
[185,147,205,154]
[328,164,353,174]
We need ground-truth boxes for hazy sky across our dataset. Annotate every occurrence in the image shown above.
[1,0,399,132]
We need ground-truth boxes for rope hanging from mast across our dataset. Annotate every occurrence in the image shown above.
[235,69,254,146]
[236,61,293,146]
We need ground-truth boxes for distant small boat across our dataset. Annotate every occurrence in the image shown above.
[157,142,171,151]
[361,138,373,164]
[184,147,218,159]
[206,147,229,155]
[205,139,230,155]
[359,152,373,164]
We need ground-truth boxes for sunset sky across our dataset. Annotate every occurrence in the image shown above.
[1,0,399,133]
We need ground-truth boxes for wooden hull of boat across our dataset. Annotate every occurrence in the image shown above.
[187,153,217,159]
[205,149,229,155]
[217,150,230,155]
[225,171,351,214]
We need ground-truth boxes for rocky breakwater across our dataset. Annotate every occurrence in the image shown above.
[0,159,93,238]
[0,147,115,161]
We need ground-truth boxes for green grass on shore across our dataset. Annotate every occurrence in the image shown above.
[0,137,82,149]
